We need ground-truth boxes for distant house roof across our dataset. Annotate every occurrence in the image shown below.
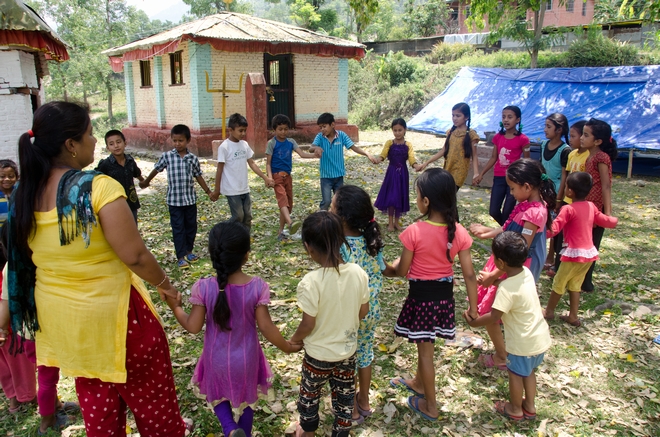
[0,0,69,60]
[102,12,365,71]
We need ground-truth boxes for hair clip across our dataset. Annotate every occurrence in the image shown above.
[447,242,453,249]
[541,173,549,181]
[27,129,34,138]
[369,217,376,223]
[518,123,524,132]
[499,122,504,128]
[610,136,614,142]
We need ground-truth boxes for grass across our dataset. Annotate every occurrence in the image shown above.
[2,136,659,437]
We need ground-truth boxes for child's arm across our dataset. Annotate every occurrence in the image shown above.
[463,308,504,327]
[469,223,503,240]
[474,145,497,185]
[382,262,397,277]
[247,158,274,187]
[392,247,414,277]
[0,300,8,347]
[266,154,273,180]
[165,294,207,334]
[349,145,377,164]
[471,138,480,183]
[212,162,224,198]
[290,312,316,343]
[594,210,618,229]
[359,302,369,320]
[294,148,317,159]
[139,168,158,189]
[556,167,568,207]
[255,305,302,353]
[458,249,479,320]
[420,147,445,171]
[599,162,612,215]
[547,207,568,238]
[195,175,214,200]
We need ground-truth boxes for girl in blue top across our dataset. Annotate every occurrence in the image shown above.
[331,185,394,425]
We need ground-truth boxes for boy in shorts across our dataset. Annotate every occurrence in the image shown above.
[266,114,318,241]
[464,231,551,421]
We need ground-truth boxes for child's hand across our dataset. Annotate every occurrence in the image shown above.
[472,175,482,186]
[286,340,304,353]
[463,310,477,326]
[265,177,274,188]
[477,270,498,288]
[313,148,323,158]
[416,163,426,172]
[469,223,492,239]
[164,292,182,311]
[139,180,149,189]
[366,154,377,164]
[209,191,220,202]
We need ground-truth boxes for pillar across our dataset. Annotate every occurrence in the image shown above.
[244,73,267,157]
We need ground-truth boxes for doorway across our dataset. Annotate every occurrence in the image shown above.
[264,54,295,126]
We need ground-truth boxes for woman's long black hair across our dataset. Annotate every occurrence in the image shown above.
[416,168,458,262]
[333,185,383,257]
[445,102,474,159]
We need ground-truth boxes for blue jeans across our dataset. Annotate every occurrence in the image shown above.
[319,177,344,210]
[490,176,516,226]
[226,193,252,230]
[169,204,197,260]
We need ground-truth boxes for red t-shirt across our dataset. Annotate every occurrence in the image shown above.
[399,221,472,279]
[492,133,530,177]
[585,150,612,212]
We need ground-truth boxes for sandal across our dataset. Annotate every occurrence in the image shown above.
[355,391,373,417]
[59,401,81,415]
[494,400,523,421]
[559,315,582,327]
[37,411,74,435]
[9,397,37,414]
[390,377,425,398]
[478,354,507,371]
[546,267,556,278]
[407,396,438,421]
[183,418,194,436]
[522,398,537,420]
[542,309,555,321]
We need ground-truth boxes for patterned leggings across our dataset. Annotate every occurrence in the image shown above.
[297,353,356,437]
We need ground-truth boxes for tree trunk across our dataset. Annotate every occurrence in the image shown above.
[106,78,113,119]
[82,74,88,106]
[531,4,546,69]
[58,63,68,102]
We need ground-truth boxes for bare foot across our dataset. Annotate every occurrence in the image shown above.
[394,223,403,231]
[9,397,19,410]
[387,225,396,232]
[542,308,555,321]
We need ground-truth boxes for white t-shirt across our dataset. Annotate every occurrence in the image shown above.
[492,267,552,357]
[217,139,254,196]
[297,263,370,362]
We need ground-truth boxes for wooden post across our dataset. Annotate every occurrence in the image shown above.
[627,148,634,179]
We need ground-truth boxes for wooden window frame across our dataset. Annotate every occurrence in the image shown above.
[139,60,152,88]
[169,51,184,86]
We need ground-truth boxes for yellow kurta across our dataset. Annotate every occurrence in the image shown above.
[443,128,480,187]
[30,175,159,383]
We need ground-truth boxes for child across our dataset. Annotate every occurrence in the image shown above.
[266,114,317,241]
[373,118,421,231]
[539,113,571,271]
[308,113,377,211]
[140,124,214,269]
[331,185,394,424]
[469,159,555,370]
[290,211,370,437]
[579,118,618,293]
[96,130,145,223]
[464,231,551,421]
[474,106,531,226]
[0,159,19,224]
[165,221,302,437]
[213,113,274,231]
[543,172,618,326]
[419,103,481,190]
[389,168,478,422]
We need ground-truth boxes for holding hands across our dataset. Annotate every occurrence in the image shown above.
[472,174,483,186]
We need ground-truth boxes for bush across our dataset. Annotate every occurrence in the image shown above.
[377,51,429,87]
[426,43,476,64]
[92,111,128,138]
[563,27,641,67]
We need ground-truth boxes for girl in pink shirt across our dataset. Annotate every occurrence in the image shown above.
[389,168,478,422]
[474,106,531,225]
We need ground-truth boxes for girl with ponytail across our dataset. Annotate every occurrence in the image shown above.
[167,221,301,437]
[419,102,481,191]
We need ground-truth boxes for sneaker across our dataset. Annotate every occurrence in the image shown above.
[178,259,190,269]
[290,230,302,241]
[185,253,199,263]
[289,220,301,235]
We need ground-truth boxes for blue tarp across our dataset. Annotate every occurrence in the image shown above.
[408,66,660,151]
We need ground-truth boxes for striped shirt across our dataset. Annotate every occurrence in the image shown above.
[153,149,202,206]
[312,130,354,179]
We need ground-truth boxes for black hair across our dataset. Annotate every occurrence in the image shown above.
[208,221,251,332]
[445,102,473,159]
[415,168,458,262]
[0,159,19,178]
[546,112,570,146]
[570,120,586,135]
[171,124,191,140]
[317,112,335,125]
[15,101,90,254]
[228,113,248,129]
[333,185,383,257]
[492,231,528,268]
[585,118,618,162]
[0,224,7,268]
[499,105,522,136]
[271,114,292,130]
[301,211,346,273]
[391,118,407,129]
[566,171,592,200]
[104,129,125,144]
[506,158,556,229]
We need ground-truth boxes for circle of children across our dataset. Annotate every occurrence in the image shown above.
[0,101,620,437]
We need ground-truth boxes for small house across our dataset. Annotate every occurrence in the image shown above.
[103,12,366,157]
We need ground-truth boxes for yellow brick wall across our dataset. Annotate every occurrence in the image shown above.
[210,51,263,119]
[133,61,157,126]
[162,41,193,128]
[293,55,339,123]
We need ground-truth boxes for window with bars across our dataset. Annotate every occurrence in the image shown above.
[139,60,151,87]
[170,51,183,85]
[269,60,280,86]
[566,0,574,12]
[582,1,587,15]
[546,0,552,10]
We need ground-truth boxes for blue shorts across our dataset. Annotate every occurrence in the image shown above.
[506,352,545,377]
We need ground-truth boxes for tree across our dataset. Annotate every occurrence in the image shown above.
[290,0,321,27]
[182,0,254,17]
[347,0,379,42]
[404,0,452,37]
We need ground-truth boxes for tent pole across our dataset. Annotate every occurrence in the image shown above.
[627,148,634,179]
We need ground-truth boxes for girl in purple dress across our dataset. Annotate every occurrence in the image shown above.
[374,118,422,231]
[165,221,302,437]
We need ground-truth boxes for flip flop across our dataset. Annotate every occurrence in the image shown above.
[60,401,81,415]
[355,392,373,417]
[559,315,582,327]
[350,413,365,426]
[37,411,75,435]
[407,396,438,421]
[542,309,555,321]
[390,377,425,398]
[478,354,507,371]
[521,399,537,420]
[494,400,523,421]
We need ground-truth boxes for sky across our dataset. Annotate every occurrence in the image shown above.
[126,0,190,22]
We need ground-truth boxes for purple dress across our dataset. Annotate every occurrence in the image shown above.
[374,142,411,217]
[190,276,273,409]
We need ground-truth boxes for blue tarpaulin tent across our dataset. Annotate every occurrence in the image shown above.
[408,66,660,151]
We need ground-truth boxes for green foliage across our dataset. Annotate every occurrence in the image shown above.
[290,0,321,27]
[347,0,380,40]
[563,26,642,67]
[182,0,254,17]
[377,51,428,87]
[310,8,338,31]
[404,0,452,38]
[91,111,129,136]
[361,0,406,42]
[426,43,476,64]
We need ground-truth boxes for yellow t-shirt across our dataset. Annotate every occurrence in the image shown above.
[29,175,159,383]
[492,267,551,357]
[443,128,480,187]
[297,263,369,362]
[379,140,417,166]
[563,149,589,204]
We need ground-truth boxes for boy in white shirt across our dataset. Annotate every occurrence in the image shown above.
[212,113,273,230]
[464,231,551,421]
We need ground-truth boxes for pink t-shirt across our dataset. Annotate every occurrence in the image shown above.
[399,221,473,280]
[492,133,530,177]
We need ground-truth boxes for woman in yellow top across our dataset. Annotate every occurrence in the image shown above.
[7,102,188,437]
[419,103,480,191]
